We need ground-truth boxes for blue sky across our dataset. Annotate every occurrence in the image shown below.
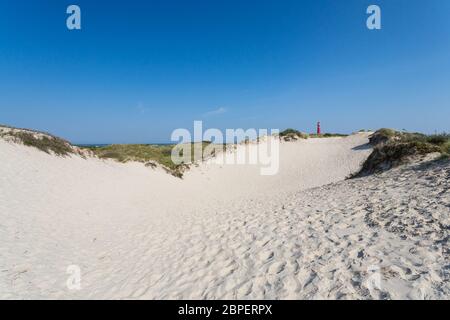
[0,0,449,143]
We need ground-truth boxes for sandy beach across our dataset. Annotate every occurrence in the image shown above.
[0,131,448,299]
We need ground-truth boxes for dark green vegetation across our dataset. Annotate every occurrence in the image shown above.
[279,128,309,141]
[356,129,449,176]
[0,128,74,156]
[368,129,449,155]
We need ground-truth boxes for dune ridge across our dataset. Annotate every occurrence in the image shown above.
[0,131,448,299]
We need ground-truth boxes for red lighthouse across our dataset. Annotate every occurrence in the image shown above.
[317,121,321,135]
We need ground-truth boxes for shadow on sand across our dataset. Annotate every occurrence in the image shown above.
[352,142,373,151]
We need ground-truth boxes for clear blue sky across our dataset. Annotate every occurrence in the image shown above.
[0,0,449,143]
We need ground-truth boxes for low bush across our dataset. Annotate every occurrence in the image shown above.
[355,129,449,176]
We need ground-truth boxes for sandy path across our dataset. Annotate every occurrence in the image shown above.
[0,133,448,299]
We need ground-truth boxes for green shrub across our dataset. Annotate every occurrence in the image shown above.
[426,133,450,145]
[377,128,396,138]
[357,129,449,177]
[441,140,450,155]
[279,128,309,141]
[280,128,301,136]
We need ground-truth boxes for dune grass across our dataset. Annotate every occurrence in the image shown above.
[309,133,349,138]
[371,129,450,154]
[0,129,74,156]
[356,129,449,176]
[4,123,446,178]
[86,144,177,168]
[279,129,309,141]
[279,129,348,141]
[84,141,218,177]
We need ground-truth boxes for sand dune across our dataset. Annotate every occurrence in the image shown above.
[0,133,448,299]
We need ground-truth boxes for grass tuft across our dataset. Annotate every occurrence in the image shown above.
[279,129,309,141]
[0,129,73,156]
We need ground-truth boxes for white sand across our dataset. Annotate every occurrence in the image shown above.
[0,133,448,299]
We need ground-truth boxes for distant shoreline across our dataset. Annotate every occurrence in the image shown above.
[74,143,175,148]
